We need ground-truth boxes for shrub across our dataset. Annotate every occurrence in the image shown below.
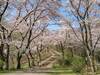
[71,56,85,73]
[53,63,61,68]
[64,59,72,66]
[53,56,72,68]
[0,59,4,69]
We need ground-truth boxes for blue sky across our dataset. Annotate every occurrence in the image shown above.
[47,0,69,30]
[5,0,100,30]
[47,0,82,30]
[5,0,78,30]
[5,0,66,30]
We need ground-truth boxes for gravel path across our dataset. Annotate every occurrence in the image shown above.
[1,73,49,75]
[0,73,77,75]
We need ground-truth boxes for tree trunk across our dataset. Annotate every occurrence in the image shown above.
[17,56,21,69]
[37,46,41,64]
[17,52,22,69]
[11,56,15,69]
[86,50,95,75]
[6,44,10,70]
[26,54,31,68]
[60,42,65,65]
[0,43,5,70]
[92,52,97,72]
[29,50,35,67]
[70,47,74,58]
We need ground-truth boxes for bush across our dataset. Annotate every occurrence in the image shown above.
[53,56,72,68]
[53,63,61,68]
[53,54,85,73]
[71,56,85,73]
[0,59,4,69]
[64,59,72,66]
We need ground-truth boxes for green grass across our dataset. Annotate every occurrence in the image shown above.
[0,69,100,75]
[0,72,77,75]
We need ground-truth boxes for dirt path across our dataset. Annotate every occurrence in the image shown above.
[0,73,77,75]
[1,73,49,75]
